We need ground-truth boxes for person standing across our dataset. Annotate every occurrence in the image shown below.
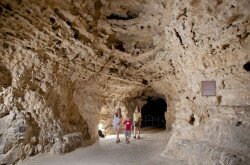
[124,116,133,143]
[113,108,123,143]
[133,107,142,139]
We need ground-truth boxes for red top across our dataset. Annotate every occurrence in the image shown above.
[124,120,133,130]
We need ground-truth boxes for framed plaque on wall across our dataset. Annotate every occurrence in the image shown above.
[201,80,216,96]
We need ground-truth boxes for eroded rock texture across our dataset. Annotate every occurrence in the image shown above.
[0,0,249,164]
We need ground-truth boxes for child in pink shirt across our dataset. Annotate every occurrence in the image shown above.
[124,116,133,143]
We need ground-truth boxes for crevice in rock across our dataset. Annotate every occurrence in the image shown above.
[109,68,118,73]
[189,114,195,126]
[0,111,9,118]
[243,62,250,71]
[217,95,222,105]
[66,21,72,26]
[2,4,12,11]
[49,17,56,24]
[119,60,131,68]
[54,8,66,22]
[216,0,223,6]
[191,22,198,45]
[0,64,12,90]
[92,0,102,30]
[182,22,186,30]
[226,14,244,25]
[176,7,187,20]
[221,44,230,50]
[24,112,40,146]
[3,42,9,49]
[107,34,125,52]
[222,80,225,88]
[54,8,91,44]
[236,121,242,127]
[142,79,148,85]
[106,14,130,20]
[173,29,184,48]
[72,27,91,44]
[106,10,140,20]
[237,31,250,43]
[114,40,125,52]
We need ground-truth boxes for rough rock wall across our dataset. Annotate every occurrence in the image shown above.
[0,0,249,164]
[158,0,250,164]
[0,0,100,163]
[0,0,152,163]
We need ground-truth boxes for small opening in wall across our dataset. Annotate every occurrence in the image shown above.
[236,121,242,127]
[142,79,148,85]
[243,62,250,71]
[189,114,195,126]
[50,17,56,23]
[114,40,125,52]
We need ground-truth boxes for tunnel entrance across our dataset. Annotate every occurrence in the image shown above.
[141,97,167,128]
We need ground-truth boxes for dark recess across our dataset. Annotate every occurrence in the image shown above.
[109,68,118,73]
[114,40,125,52]
[0,64,12,89]
[189,114,195,125]
[236,121,242,127]
[243,62,250,71]
[3,4,12,11]
[141,97,167,128]
[106,10,139,20]
[66,21,72,26]
[142,79,148,85]
[107,34,125,52]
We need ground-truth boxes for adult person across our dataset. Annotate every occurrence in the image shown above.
[112,108,123,143]
[133,106,142,139]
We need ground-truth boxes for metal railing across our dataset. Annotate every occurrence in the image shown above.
[143,115,165,127]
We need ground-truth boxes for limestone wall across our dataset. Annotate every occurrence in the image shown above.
[158,0,250,164]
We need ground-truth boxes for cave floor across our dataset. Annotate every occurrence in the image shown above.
[19,128,184,165]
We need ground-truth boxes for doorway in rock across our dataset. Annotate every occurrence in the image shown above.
[141,97,167,128]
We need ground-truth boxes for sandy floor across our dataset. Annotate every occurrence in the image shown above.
[19,128,184,165]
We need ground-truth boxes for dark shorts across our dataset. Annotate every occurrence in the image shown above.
[134,121,141,128]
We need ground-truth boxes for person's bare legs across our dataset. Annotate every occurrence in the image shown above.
[115,128,118,140]
[127,136,130,143]
[138,121,141,138]
[115,127,120,142]
[133,127,136,138]
[138,128,141,139]
[117,127,120,140]
[134,127,140,138]
[125,134,128,143]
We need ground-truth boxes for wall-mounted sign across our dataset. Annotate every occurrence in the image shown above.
[201,80,216,96]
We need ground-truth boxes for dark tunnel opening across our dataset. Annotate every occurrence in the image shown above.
[141,97,167,128]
